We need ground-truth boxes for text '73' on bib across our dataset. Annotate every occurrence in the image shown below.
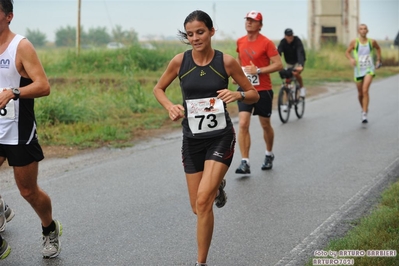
[186,97,227,134]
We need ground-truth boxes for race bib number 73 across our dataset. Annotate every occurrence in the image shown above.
[186,97,227,134]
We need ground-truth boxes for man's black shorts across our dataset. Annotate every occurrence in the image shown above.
[0,142,44,166]
[237,88,274,117]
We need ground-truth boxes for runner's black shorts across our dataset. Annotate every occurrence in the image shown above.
[181,127,236,174]
[0,142,44,166]
[237,88,274,117]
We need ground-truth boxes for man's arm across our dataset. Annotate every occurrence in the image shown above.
[345,39,356,67]
[0,38,50,109]
[16,39,50,98]
[263,54,283,74]
[372,39,382,67]
[296,38,306,66]
[277,40,283,56]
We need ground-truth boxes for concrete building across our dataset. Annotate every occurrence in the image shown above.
[308,0,359,49]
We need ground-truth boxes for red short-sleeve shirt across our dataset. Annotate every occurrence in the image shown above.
[236,33,279,91]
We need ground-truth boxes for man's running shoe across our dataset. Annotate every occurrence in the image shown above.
[361,112,368,123]
[235,160,250,174]
[5,204,15,223]
[0,238,11,260]
[42,220,63,258]
[0,200,15,233]
[0,197,5,233]
[195,263,208,266]
[214,179,227,208]
[261,154,274,170]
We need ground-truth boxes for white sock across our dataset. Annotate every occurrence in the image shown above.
[265,151,273,156]
[242,158,250,165]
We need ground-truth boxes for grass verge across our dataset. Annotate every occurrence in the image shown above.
[306,180,399,266]
[33,42,399,150]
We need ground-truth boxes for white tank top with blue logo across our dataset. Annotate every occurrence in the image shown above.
[0,34,38,145]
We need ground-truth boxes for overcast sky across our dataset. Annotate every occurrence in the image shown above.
[11,0,399,43]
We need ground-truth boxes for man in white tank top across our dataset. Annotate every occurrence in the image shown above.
[0,0,62,260]
[345,24,382,124]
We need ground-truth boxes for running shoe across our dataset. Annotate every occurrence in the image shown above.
[5,204,15,223]
[0,238,10,260]
[0,203,15,233]
[214,179,227,208]
[0,197,15,233]
[235,160,251,174]
[361,112,368,123]
[195,263,208,266]
[261,154,274,170]
[42,220,63,258]
[0,197,5,232]
[0,197,5,233]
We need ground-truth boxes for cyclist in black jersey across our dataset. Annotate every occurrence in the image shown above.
[278,28,307,97]
[153,10,259,266]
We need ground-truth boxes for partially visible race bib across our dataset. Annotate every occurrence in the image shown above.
[186,97,226,134]
[0,90,15,120]
[359,55,372,68]
[242,67,260,86]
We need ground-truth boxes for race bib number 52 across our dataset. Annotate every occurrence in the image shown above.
[186,97,227,134]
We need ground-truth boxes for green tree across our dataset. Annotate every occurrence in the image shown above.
[85,27,111,46]
[111,25,125,43]
[55,25,76,47]
[25,28,47,47]
[111,25,138,45]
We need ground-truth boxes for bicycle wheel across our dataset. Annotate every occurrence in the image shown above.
[278,86,291,123]
[295,86,305,118]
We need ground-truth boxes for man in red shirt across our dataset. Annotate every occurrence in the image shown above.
[235,10,283,174]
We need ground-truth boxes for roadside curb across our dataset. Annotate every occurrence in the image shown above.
[274,157,399,266]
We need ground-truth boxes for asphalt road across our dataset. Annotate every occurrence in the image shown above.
[0,75,398,266]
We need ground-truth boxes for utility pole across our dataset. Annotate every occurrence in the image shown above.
[76,0,81,55]
[213,2,216,41]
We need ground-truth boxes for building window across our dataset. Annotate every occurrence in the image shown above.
[321,26,336,34]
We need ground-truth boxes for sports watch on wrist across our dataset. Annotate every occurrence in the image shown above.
[256,68,261,74]
[12,88,20,100]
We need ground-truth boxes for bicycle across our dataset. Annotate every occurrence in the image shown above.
[277,68,305,123]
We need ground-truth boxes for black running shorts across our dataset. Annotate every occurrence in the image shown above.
[237,89,274,117]
[0,142,44,166]
[181,128,236,174]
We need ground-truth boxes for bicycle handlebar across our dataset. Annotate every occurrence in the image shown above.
[279,67,302,79]
[278,68,294,79]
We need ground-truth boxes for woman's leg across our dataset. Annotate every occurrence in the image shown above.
[186,160,229,264]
